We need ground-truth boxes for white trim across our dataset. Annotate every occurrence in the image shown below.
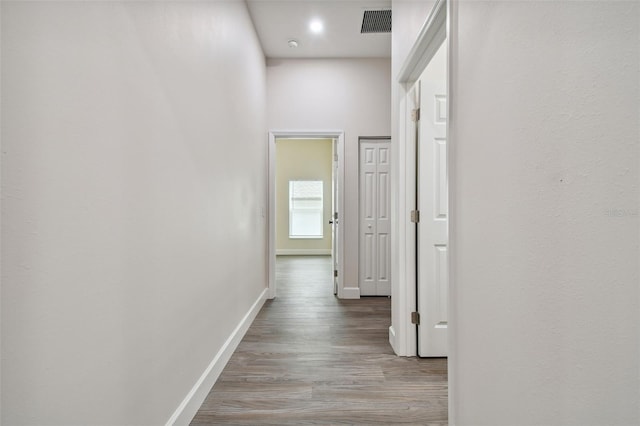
[391,81,419,357]
[268,130,345,299]
[276,249,331,256]
[403,84,418,358]
[389,326,398,353]
[288,236,324,240]
[446,0,457,424]
[392,88,411,357]
[166,288,268,426]
[397,0,447,84]
[341,286,361,300]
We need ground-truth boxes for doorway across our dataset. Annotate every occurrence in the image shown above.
[395,0,449,358]
[267,131,345,299]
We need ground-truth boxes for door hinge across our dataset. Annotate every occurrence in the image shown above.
[334,212,338,220]
[411,108,421,122]
[410,210,420,223]
[334,270,338,278]
[411,311,421,325]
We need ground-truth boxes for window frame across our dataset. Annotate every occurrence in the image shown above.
[288,180,324,239]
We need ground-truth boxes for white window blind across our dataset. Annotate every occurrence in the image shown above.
[289,180,323,238]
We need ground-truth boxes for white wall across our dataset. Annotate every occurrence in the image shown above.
[390,0,436,355]
[267,58,391,295]
[448,1,639,425]
[1,1,267,424]
[392,0,437,77]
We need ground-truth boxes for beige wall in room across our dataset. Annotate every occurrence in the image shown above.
[276,139,332,253]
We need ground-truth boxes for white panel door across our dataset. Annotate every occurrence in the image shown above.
[359,139,391,296]
[417,42,448,357]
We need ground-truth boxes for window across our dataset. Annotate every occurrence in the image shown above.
[289,180,323,238]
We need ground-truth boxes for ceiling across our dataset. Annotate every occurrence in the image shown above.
[246,0,392,59]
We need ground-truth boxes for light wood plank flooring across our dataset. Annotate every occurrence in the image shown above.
[191,256,448,425]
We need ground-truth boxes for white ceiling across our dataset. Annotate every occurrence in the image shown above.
[246,0,392,59]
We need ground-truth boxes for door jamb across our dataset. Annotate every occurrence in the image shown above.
[267,130,345,299]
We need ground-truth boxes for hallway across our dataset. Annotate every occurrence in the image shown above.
[191,256,448,425]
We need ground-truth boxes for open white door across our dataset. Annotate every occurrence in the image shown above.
[417,41,448,357]
[359,138,391,296]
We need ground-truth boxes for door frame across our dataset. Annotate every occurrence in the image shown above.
[267,130,345,299]
[396,0,448,355]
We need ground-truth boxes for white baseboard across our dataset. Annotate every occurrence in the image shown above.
[166,288,268,426]
[276,249,331,256]
[341,286,361,299]
[389,326,399,355]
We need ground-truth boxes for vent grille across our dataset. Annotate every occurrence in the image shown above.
[361,9,392,33]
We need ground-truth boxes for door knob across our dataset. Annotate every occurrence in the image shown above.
[329,220,334,224]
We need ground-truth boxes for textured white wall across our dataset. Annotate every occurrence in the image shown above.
[267,58,391,293]
[1,1,267,424]
[392,0,437,77]
[449,1,639,425]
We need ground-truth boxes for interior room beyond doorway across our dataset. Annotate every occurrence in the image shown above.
[275,138,333,257]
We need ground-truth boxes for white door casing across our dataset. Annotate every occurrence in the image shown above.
[359,139,392,296]
[417,42,448,357]
[332,138,339,295]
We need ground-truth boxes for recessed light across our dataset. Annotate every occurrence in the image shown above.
[288,39,299,48]
[309,19,324,34]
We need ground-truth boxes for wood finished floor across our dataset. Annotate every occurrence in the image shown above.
[191,256,448,425]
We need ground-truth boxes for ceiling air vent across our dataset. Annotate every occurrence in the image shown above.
[361,9,392,34]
